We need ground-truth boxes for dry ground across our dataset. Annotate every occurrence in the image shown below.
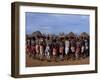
[26,54,89,67]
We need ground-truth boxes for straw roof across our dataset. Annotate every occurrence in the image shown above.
[67,32,76,37]
[32,31,42,37]
[26,34,32,39]
[80,32,89,38]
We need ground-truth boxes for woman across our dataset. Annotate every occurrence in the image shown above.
[45,44,51,61]
[70,38,76,60]
[52,39,57,61]
[65,37,70,60]
[59,38,64,61]
[84,38,89,57]
[39,37,44,60]
[31,38,36,58]
[80,37,85,58]
[35,37,40,59]
[39,43,44,60]
[52,46,57,61]
[75,39,81,59]
[26,38,31,56]
[31,44,36,58]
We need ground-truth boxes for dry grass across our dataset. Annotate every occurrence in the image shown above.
[26,54,89,67]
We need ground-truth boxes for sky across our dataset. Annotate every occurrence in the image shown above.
[26,12,89,35]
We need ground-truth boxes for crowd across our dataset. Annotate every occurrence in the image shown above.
[26,34,89,62]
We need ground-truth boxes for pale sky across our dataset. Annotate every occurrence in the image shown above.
[26,12,89,35]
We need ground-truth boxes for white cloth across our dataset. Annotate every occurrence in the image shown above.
[71,47,75,52]
[36,45,39,53]
[65,40,69,47]
[81,46,85,53]
[65,40,69,55]
[65,47,69,55]
[45,46,50,56]
[40,46,43,52]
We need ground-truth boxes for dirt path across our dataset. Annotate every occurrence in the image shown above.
[26,54,89,67]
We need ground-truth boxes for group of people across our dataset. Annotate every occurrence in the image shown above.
[26,35,89,62]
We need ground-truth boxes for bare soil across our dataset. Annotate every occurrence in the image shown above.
[26,54,89,67]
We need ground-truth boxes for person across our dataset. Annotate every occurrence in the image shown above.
[52,38,57,61]
[75,38,81,59]
[35,36,40,59]
[31,44,36,58]
[84,38,89,57]
[80,37,85,58]
[39,37,44,60]
[59,38,64,61]
[45,44,51,61]
[65,37,70,60]
[70,38,76,60]
[31,37,36,58]
[52,47,57,61]
[45,36,52,61]
[26,38,31,56]
[39,43,44,60]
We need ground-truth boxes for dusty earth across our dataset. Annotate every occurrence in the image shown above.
[26,54,89,67]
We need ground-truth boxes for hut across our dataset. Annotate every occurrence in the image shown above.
[67,32,76,39]
[32,31,42,38]
[26,34,32,39]
[80,32,89,39]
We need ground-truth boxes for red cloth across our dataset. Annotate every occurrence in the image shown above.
[31,45,36,54]
[26,45,31,53]
[53,48,57,55]
[76,47,80,54]
[59,47,64,53]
